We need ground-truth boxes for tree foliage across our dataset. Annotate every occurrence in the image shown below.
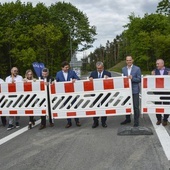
[0,0,96,77]
[84,1,170,72]
[156,0,170,15]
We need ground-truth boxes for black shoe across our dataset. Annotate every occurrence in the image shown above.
[15,122,20,128]
[28,123,32,129]
[102,123,107,128]
[92,122,99,128]
[162,121,167,126]
[39,125,46,130]
[7,124,15,131]
[32,120,35,126]
[156,120,161,125]
[49,123,54,127]
[65,123,72,128]
[133,124,139,127]
[120,120,131,125]
[76,122,81,127]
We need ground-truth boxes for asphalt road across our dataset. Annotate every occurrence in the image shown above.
[0,72,170,170]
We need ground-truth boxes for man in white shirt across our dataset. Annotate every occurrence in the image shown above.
[5,67,23,130]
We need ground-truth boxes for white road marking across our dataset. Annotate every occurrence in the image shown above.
[0,119,41,146]
[148,114,170,160]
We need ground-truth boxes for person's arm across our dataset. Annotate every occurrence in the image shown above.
[151,69,155,75]
[121,67,125,76]
[89,71,94,80]
[71,71,80,83]
[108,71,111,77]
[103,71,111,78]
[107,71,112,77]
[165,68,170,75]
[73,71,80,80]
[56,72,59,82]
[131,67,141,83]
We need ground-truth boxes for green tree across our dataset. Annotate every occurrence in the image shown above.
[122,13,170,71]
[156,0,170,15]
[0,1,96,77]
[49,2,96,60]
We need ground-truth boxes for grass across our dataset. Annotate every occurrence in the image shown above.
[108,60,126,72]
[108,60,151,75]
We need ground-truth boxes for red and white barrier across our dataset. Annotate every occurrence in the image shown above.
[142,75,170,114]
[0,81,47,116]
[49,77,133,119]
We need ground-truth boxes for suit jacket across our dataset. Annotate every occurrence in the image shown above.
[154,67,170,75]
[41,75,54,83]
[89,70,111,79]
[122,65,141,94]
[56,70,80,82]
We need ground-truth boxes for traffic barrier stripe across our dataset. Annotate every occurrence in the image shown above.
[0,110,46,115]
[51,77,130,94]
[143,107,166,114]
[50,77,133,119]
[142,75,170,114]
[0,81,45,93]
[143,76,170,89]
[0,78,133,118]
[0,81,47,116]
[52,108,132,118]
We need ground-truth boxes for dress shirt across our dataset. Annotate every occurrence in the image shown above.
[127,65,133,76]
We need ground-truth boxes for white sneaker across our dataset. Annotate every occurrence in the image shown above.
[7,124,14,131]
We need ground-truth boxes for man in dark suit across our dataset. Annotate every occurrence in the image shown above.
[39,68,54,130]
[89,61,111,128]
[151,59,170,126]
[120,56,141,127]
[56,61,81,128]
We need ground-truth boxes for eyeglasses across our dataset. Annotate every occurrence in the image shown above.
[13,70,18,72]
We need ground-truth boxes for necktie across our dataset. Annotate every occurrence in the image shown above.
[98,73,101,78]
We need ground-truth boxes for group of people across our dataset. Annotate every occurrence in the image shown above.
[0,56,169,131]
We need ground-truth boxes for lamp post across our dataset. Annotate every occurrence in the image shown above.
[70,30,73,59]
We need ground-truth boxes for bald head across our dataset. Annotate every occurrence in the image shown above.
[156,59,164,70]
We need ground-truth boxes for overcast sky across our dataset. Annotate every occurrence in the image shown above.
[1,0,160,60]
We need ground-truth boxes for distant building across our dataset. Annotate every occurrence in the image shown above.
[70,54,82,77]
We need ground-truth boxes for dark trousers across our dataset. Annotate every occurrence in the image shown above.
[29,116,34,123]
[155,101,169,122]
[40,84,53,126]
[41,116,46,126]
[93,116,107,124]
[40,114,52,126]
[67,118,79,124]
[156,114,169,122]
[1,116,6,125]
[125,93,139,125]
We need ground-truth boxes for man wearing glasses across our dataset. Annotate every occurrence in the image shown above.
[5,67,23,130]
